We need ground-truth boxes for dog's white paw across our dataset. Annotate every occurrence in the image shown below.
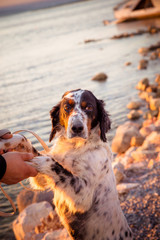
[30,155,54,174]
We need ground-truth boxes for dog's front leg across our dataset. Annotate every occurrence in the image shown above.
[29,155,94,213]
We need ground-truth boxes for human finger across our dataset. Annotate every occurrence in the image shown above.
[2,133,13,139]
[0,129,12,139]
[20,153,34,161]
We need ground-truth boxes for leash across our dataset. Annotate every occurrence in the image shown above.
[0,129,50,217]
[13,129,50,153]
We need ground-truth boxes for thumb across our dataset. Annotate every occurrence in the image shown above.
[20,153,34,161]
[27,165,38,177]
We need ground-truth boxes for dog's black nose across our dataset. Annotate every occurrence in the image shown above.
[72,123,84,134]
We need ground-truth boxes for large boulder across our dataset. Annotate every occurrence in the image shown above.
[111,122,143,153]
[13,201,54,240]
[17,189,54,212]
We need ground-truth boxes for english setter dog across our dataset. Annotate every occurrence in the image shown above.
[1,89,133,240]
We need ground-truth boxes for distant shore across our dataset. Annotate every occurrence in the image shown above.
[0,0,85,16]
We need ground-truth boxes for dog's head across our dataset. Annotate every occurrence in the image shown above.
[49,89,111,142]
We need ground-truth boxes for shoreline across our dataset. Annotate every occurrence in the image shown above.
[0,0,85,16]
[111,42,160,239]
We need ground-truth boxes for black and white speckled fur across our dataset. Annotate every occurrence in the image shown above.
[30,89,134,240]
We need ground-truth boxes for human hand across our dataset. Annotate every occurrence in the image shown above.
[1,152,38,185]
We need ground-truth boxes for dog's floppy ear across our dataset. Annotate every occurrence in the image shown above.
[97,99,111,142]
[49,102,61,142]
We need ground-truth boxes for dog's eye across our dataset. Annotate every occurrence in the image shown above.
[64,104,72,112]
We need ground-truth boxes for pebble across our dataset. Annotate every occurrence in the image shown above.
[136,77,149,90]
[112,162,125,184]
[117,183,140,194]
[127,110,141,120]
[149,98,160,111]
[125,62,132,66]
[137,59,148,70]
[127,101,142,109]
[91,72,108,82]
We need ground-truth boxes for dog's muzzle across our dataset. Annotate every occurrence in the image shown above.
[67,113,88,139]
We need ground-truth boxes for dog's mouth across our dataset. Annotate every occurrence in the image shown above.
[69,133,87,139]
[67,124,88,140]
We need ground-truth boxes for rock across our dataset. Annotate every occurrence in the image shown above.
[17,189,35,213]
[130,135,144,147]
[157,87,160,97]
[127,101,142,110]
[138,91,157,102]
[149,98,160,111]
[140,124,156,137]
[156,152,160,161]
[138,47,149,55]
[117,183,140,194]
[155,119,160,127]
[155,74,160,86]
[131,150,158,162]
[13,201,54,240]
[119,147,137,166]
[91,72,108,82]
[127,110,141,120]
[137,59,148,70]
[35,211,63,234]
[146,84,157,93]
[125,161,147,172]
[112,162,125,184]
[147,159,154,169]
[42,229,70,240]
[34,233,46,240]
[17,189,54,212]
[111,122,142,154]
[143,110,159,120]
[143,119,155,127]
[103,20,110,25]
[136,78,149,91]
[138,91,148,100]
[146,92,157,102]
[125,62,132,66]
[141,131,160,152]
[150,51,158,60]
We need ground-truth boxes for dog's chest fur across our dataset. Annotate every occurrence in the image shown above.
[48,130,132,240]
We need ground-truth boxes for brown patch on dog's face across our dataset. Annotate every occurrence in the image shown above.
[59,98,75,132]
